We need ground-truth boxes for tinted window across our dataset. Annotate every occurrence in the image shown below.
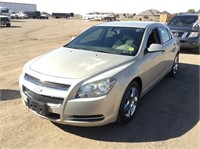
[158,28,170,44]
[168,15,198,27]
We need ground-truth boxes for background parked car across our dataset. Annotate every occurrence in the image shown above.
[0,14,11,27]
[167,14,200,53]
[40,12,49,19]
[11,12,18,19]
[17,12,28,19]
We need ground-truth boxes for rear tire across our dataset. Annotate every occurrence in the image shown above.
[117,81,140,124]
[169,54,179,76]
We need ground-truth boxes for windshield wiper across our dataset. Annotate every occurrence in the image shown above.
[65,45,89,51]
[65,45,79,49]
[96,50,110,53]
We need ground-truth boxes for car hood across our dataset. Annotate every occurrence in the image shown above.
[168,25,198,32]
[0,15,9,18]
[30,47,133,79]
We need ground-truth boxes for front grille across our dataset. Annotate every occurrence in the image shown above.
[68,115,104,122]
[23,86,64,105]
[173,32,190,38]
[0,17,9,22]
[24,74,70,90]
[180,40,187,43]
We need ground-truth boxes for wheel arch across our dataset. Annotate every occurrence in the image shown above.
[132,77,142,95]
[117,76,142,124]
[122,76,143,98]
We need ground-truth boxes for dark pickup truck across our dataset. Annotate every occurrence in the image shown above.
[167,14,199,53]
[52,13,74,19]
[0,15,11,27]
[24,11,41,19]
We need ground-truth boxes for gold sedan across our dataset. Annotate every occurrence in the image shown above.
[19,21,179,126]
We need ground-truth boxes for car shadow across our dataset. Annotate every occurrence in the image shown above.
[0,26,22,28]
[52,62,199,142]
[11,20,26,22]
[0,89,21,101]
[180,48,199,55]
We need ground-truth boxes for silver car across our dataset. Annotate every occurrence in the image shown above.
[19,21,179,126]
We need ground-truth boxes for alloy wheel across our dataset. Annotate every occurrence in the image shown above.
[124,87,138,118]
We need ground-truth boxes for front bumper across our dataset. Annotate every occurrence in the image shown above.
[0,21,10,26]
[177,37,200,49]
[19,73,124,127]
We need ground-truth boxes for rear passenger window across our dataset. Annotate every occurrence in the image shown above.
[158,28,170,44]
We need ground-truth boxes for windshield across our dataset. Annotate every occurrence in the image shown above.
[168,15,198,27]
[65,26,145,56]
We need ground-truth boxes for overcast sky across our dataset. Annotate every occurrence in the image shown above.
[1,0,199,14]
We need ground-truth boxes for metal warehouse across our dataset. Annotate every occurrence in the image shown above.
[0,1,36,12]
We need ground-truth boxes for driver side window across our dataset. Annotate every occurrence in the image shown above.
[145,28,161,54]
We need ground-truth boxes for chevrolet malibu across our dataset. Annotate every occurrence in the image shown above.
[19,21,179,126]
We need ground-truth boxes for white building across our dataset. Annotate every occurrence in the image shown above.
[83,12,115,21]
[0,1,36,12]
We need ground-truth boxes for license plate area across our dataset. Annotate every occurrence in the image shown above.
[28,99,48,116]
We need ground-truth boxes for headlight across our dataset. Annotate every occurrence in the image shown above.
[188,32,199,38]
[76,78,116,98]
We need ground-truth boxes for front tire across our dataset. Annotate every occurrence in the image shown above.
[118,81,140,124]
[193,46,199,54]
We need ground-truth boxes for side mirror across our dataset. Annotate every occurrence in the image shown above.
[148,44,164,53]
[192,22,200,30]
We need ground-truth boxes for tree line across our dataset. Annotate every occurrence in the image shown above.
[187,9,200,14]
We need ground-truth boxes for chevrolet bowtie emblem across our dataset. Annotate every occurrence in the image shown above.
[33,87,43,93]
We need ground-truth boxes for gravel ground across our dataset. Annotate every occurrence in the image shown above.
[0,19,199,149]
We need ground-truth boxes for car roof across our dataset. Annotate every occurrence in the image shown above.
[175,14,198,17]
[96,21,162,28]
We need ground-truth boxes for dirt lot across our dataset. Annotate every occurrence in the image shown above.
[0,19,199,149]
